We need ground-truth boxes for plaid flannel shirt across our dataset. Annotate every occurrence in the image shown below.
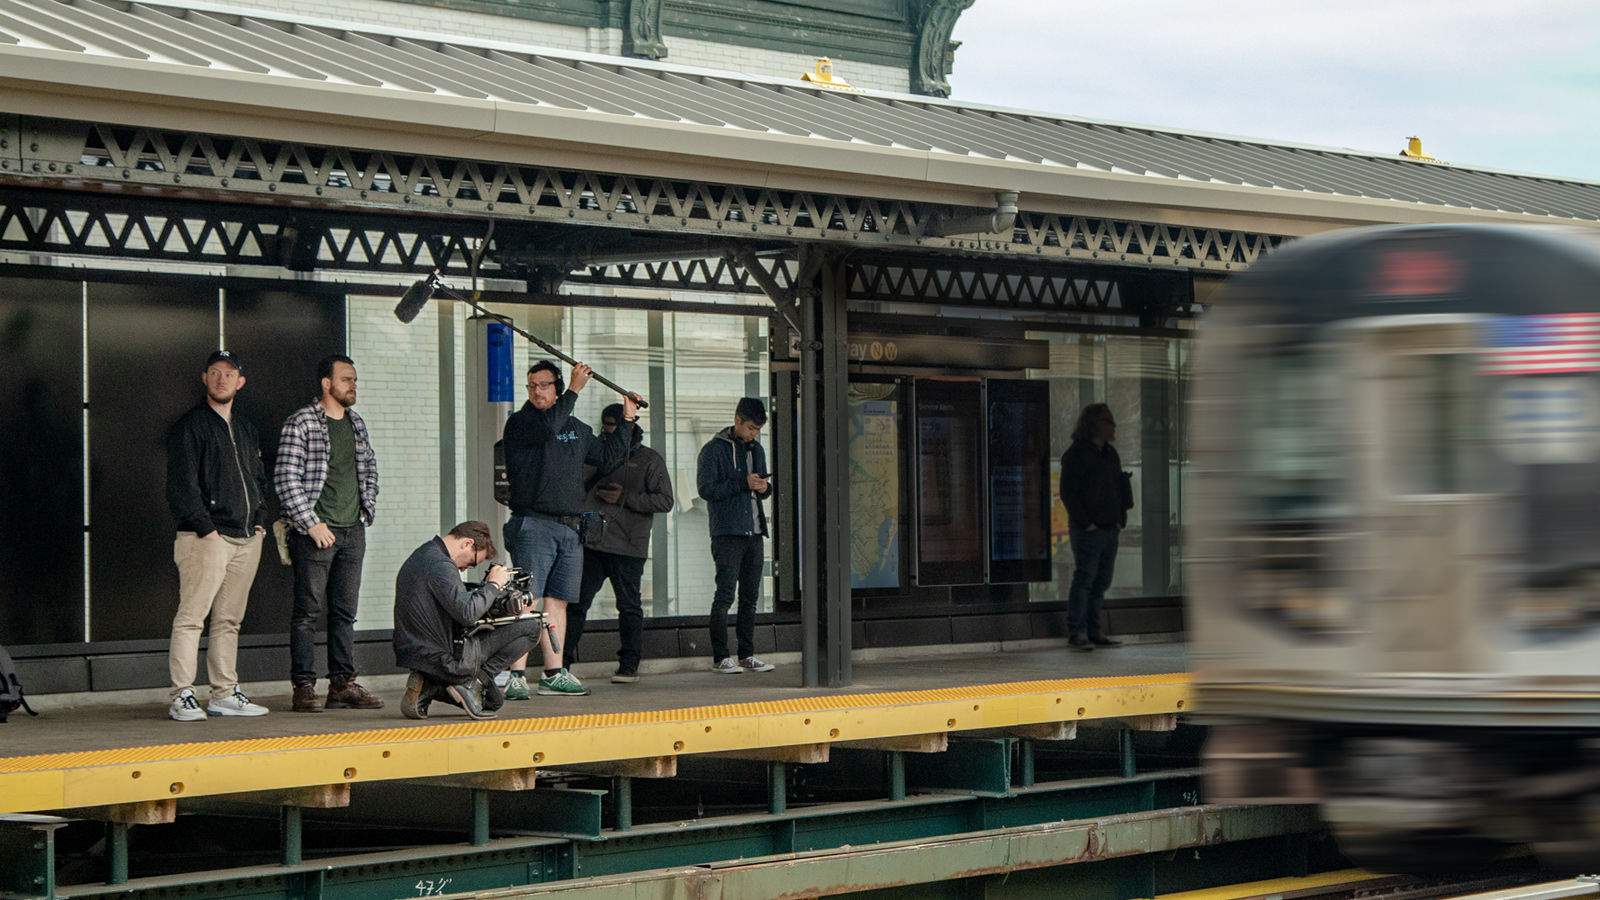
[274,402,379,534]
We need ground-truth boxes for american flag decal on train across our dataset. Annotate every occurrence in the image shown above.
[1483,314,1600,375]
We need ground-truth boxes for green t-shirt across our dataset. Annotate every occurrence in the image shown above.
[314,414,362,528]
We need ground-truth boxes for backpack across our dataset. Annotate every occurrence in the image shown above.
[0,645,38,722]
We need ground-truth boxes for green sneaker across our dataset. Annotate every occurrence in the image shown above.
[537,668,590,696]
[504,671,530,701]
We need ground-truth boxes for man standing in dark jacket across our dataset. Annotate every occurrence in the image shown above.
[1059,403,1132,652]
[567,403,674,684]
[697,397,776,675]
[502,360,638,698]
[394,521,535,720]
[164,350,271,722]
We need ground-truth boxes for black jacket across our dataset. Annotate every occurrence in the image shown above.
[392,537,508,680]
[502,391,636,517]
[166,403,272,539]
[1060,439,1131,530]
[585,434,674,558]
[697,427,772,537]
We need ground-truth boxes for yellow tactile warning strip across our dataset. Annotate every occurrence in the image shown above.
[1150,868,1380,899]
[0,673,1190,814]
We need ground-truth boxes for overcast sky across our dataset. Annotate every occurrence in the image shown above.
[947,0,1600,182]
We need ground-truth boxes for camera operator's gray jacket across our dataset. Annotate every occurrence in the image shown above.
[393,536,508,681]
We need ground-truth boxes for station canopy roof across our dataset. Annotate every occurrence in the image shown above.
[3,0,1599,233]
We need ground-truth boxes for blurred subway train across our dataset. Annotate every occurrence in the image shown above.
[1190,223,1600,872]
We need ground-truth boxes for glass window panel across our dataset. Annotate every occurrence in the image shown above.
[1027,332,1191,602]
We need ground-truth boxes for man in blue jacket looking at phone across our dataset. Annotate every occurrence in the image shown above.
[696,397,776,675]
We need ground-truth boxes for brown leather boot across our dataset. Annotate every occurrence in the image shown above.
[401,672,437,720]
[326,677,385,710]
[291,683,323,712]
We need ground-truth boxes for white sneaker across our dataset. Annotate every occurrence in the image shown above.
[169,689,206,722]
[713,657,742,674]
[740,656,775,673]
[208,688,269,717]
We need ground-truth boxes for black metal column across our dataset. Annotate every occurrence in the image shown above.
[798,252,852,686]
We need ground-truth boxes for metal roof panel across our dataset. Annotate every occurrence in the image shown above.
[5,0,1597,224]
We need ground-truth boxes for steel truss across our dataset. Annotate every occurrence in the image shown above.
[3,115,1287,272]
[0,763,1321,899]
[0,188,1196,318]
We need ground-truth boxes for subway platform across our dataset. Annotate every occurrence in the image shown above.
[0,642,1334,899]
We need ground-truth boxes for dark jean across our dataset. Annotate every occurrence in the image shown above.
[504,514,582,603]
[1067,526,1119,638]
[710,534,763,662]
[289,523,366,686]
[568,549,647,671]
[447,618,542,687]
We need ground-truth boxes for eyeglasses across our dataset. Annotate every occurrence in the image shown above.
[528,379,558,391]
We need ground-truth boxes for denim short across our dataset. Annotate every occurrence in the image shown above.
[504,514,582,603]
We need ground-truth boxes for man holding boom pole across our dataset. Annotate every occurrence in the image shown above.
[500,360,639,698]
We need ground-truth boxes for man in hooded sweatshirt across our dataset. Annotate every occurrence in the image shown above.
[502,360,638,698]
[696,397,776,675]
[566,403,674,684]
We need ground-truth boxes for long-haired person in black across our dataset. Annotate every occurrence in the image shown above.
[1060,403,1133,651]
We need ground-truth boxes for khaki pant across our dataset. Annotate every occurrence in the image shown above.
[170,531,263,700]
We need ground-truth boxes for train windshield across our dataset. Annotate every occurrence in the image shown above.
[1385,352,1491,496]
[1243,345,1351,523]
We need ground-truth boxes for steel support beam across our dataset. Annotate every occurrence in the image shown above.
[106,821,129,885]
[0,815,64,899]
[281,805,303,866]
[795,250,853,687]
[12,772,1267,898]
[768,761,788,816]
[459,805,1323,899]
[615,777,633,832]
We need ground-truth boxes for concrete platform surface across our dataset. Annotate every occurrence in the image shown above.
[1,642,1187,759]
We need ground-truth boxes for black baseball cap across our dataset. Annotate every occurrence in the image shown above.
[204,350,242,372]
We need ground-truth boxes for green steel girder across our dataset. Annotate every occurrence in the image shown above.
[0,816,64,900]
[30,772,1211,899]
[906,737,1014,796]
[448,804,1325,899]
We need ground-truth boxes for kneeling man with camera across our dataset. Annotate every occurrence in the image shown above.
[393,521,539,719]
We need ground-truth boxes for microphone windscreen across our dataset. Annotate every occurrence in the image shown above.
[393,277,436,324]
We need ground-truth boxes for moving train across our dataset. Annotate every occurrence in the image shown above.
[1190,223,1600,872]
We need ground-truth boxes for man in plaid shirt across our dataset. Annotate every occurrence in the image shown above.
[275,354,383,713]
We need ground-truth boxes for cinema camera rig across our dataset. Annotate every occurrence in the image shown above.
[459,567,561,655]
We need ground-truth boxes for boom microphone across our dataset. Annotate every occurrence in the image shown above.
[393,272,439,324]
[392,269,648,409]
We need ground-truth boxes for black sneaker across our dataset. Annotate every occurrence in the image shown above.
[480,674,506,713]
[611,669,639,684]
[1090,635,1123,648]
[1068,635,1094,652]
[441,681,493,719]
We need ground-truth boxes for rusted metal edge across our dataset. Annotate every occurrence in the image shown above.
[451,804,1320,898]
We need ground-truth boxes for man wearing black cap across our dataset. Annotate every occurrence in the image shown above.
[566,403,674,684]
[164,350,272,722]
[697,397,776,675]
